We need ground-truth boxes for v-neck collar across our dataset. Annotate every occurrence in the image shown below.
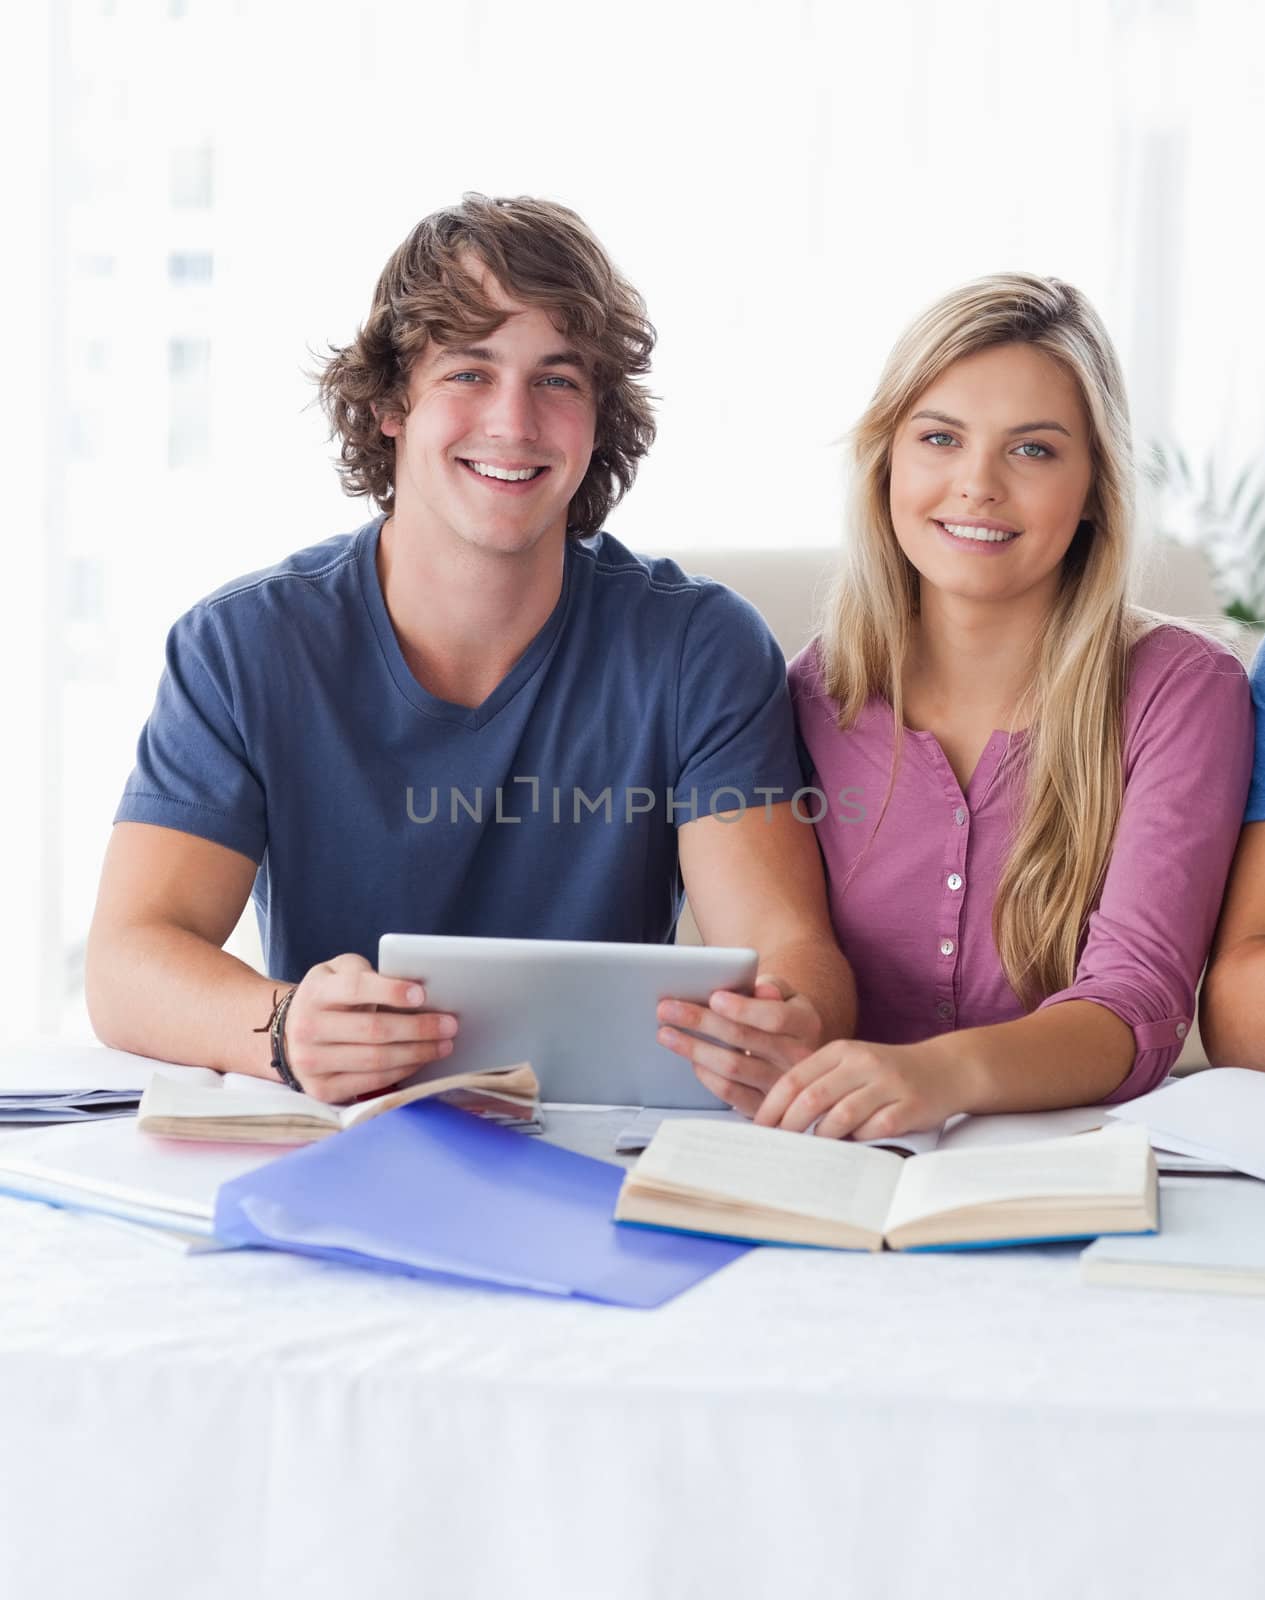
[355,515,573,730]
[904,722,1028,807]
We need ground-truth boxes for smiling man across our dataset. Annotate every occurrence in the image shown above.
[86,194,853,1102]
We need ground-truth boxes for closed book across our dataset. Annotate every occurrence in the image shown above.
[1082,1178,1265,1295]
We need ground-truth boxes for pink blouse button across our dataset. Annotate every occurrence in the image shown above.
[939,939,956,957]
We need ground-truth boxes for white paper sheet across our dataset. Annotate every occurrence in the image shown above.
[1106,1068,1265,1180]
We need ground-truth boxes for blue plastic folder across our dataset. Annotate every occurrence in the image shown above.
[213,1099,749,1308]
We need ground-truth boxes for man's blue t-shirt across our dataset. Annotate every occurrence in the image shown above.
[116,517,804,981]
[1247,638,1265,823]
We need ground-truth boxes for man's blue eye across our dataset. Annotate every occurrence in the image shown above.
[541,375,576,388]
[449,371,481,383]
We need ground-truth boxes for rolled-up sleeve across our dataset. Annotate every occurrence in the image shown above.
[1035,632,1253,1102]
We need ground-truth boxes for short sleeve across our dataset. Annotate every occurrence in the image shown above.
[114,603,267,862]
[673,585,804,822]
[1245,639,1265,823]
[788,641,826,786]
[1036,631,1253,1102]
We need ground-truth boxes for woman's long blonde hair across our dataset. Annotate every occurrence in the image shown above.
[821,273,1148,1008]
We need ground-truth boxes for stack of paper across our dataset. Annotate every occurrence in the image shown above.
[0,1115,284,1244]
[0,1088,140,1123]
[1105,1069,1265,1178]
[0,1043,170,1124]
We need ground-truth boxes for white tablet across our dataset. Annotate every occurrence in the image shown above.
[378,934,759,1109]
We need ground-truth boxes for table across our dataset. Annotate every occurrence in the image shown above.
[1,1108,1262,1600]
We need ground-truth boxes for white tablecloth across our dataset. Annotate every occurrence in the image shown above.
[1,1109,1262,1600]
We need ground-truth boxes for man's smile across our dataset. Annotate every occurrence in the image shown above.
[458,458,549,484]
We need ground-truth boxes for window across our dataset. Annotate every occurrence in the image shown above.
[168,250,214,286]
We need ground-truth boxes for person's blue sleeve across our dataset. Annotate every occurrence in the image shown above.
[114,602,267,862]
[1247,640,1265,823]
[672,584,804,820]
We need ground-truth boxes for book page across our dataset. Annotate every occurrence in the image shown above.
[138,1070,342,1131]
[617,1108,941,1157]
[1106,1068,1265,1181]
[629,1118,902,1234]
[885,1123,1153,1233]
[138,1065,538,1139]
[936,1104,1107,1152]
[342,1064,538,1127]
[872,1125,941,1156]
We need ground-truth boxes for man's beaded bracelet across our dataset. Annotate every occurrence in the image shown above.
[254,986,303,1093]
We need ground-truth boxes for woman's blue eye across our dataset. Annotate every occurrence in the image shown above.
[923,432,956,447]
[1015,441,1051,459]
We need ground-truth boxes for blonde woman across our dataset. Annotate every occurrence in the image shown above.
[663,274,1254,1139]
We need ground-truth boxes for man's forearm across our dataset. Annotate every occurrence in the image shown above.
[86,922,283,1079]
[1201,937,1265,1069]
[758,937,858,1043]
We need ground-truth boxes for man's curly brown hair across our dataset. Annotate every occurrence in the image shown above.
[315,194,657,536]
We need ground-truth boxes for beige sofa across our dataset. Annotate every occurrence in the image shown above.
[673,535,1227,664]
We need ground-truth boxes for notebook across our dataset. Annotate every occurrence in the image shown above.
[1082,1178,1265,1295]
[0,1116,283,1238]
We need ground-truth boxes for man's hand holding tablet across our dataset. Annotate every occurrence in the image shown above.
[279,953,460,1104]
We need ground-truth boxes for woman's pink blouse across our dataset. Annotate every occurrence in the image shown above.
[788,624,1253,1102]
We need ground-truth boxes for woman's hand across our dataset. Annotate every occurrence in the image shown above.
[753,1036,973,1140]
[656,974,824,1117]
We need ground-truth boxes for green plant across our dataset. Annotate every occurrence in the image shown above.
[1145,444,1265,624]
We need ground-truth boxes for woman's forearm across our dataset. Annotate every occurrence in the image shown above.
[911,999,1135,1115]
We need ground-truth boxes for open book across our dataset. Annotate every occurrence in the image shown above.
[137,1062,540,1145]
[613,1118,1157,1251]
[614,1103,1111,1158]
[617,1095,1236,1173]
